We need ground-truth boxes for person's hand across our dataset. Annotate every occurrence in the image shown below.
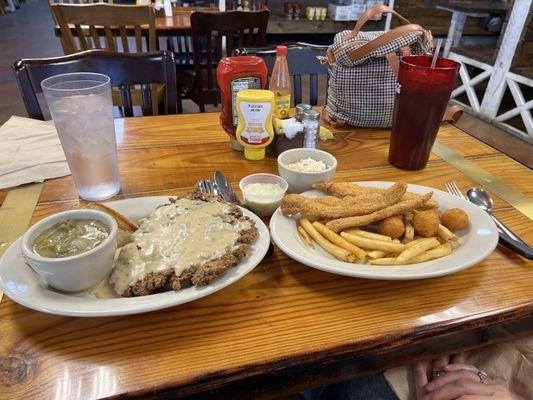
[417,362,516,400]
[413,354,464,399]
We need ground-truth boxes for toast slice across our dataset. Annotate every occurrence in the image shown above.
[72,201,138,246]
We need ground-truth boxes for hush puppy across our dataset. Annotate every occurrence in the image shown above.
[378,215,405,239]
[441,208,469,231]
[413,210,439,237]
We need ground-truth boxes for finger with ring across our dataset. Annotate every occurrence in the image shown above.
[477,370,489,383]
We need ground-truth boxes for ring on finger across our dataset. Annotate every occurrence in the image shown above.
[477,370,489,383]
[432,370,446,378]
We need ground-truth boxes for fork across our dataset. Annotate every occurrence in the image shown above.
[445,181,533,259]
[195,179,219,195]
[195,178,275,258]
[444,181,466,199]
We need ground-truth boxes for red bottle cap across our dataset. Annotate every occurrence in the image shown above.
[276,45,287,56]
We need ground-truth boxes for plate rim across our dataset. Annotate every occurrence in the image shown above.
[0,196,270,317]
[270,181,499,280]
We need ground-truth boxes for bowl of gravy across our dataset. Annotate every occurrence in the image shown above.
[21,209,118,292]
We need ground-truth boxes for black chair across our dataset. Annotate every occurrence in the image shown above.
[236,43,329,106]
[189,10,270,112]
[13,49,179,120]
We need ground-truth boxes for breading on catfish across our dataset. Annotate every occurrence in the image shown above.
[280,182,407,219]
[313,181,439,209]
[325,192,434,232]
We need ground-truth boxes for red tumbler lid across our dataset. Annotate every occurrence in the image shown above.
[276,45,287,56]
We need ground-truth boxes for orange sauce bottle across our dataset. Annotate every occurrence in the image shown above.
[269,45,291,119]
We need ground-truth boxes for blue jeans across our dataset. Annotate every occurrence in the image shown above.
[302,373,399,400]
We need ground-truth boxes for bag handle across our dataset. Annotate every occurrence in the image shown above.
[346,5,411,39]
[443,105,463,124]
[345,24,429,62]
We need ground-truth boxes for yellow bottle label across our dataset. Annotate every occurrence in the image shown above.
[275,95,291,119]
[236,89,275,160]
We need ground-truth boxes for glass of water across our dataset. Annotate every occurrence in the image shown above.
[41,73,121,201]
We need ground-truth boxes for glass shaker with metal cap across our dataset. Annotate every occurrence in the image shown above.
[295,103,312,122]
[302,109,320,148]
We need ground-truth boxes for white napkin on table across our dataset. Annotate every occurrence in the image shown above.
[0,116,71,190]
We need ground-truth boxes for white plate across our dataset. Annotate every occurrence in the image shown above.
[270,182,498,280]
[0,196,270,317]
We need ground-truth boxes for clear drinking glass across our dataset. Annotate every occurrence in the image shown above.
[41,73,121,201]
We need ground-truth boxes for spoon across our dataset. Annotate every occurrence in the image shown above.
[467,188,533,259]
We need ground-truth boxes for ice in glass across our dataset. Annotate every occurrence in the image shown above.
[41,73,121,200]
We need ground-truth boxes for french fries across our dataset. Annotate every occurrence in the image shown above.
[312,222,366,261]
[394,238,440,264]
[404,221,415,241]
[345,229,393,242]
[369,257,397,265]
[370,243,453,265]
[340,232,407,253]
[297,225,314,246]
[367,250,387,259]
[409,243,452,263]
[286,181,468,267]
[300,218,357,263]
[437,224,459,242]
[404,238,427,248]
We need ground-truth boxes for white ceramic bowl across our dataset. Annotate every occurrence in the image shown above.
[277,148,337,193]
[21,209,118,292]
[239,173,288,217]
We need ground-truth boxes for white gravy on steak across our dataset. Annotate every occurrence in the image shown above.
[109,199,251,295]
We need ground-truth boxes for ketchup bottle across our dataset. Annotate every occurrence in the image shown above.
[217,56,268,151]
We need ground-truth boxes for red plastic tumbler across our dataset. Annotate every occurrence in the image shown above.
[388,56,460,170]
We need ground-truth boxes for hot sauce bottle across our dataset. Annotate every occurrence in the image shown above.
[269,45,291,119]
[217,56,268,151]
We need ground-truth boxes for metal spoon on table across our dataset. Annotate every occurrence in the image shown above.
[467,188,533,259]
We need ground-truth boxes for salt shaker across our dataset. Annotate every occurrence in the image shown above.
[302,109,320,148]
[295,103,312,122]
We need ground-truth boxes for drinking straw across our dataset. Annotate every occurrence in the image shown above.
[431,38,443,69]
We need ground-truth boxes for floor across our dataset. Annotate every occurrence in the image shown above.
[1,0,531,169]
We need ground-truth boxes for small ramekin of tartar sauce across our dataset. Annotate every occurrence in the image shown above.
[239,174,288,217]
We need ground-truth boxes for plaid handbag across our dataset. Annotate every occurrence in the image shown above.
[321,5,433,128]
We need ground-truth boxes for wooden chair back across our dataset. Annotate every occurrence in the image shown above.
[238,43,329,106]
[13,50,177,119]
[51,3,156,54]
[190,10,270,111]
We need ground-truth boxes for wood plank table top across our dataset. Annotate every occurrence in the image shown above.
[1,113,532,400]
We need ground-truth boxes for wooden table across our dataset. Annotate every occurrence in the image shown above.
[1,114,532,400]
[54,8,355,42]
[155,10,355,36]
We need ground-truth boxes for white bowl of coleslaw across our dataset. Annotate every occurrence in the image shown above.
[277,148,337,193]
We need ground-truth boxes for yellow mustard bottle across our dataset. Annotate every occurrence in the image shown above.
[236,89,275,160]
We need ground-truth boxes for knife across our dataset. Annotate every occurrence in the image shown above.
[214,171,243,206]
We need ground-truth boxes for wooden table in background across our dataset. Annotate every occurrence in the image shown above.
[0,114,532,400]
[155,8,356,36]
[55,8,355,40]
